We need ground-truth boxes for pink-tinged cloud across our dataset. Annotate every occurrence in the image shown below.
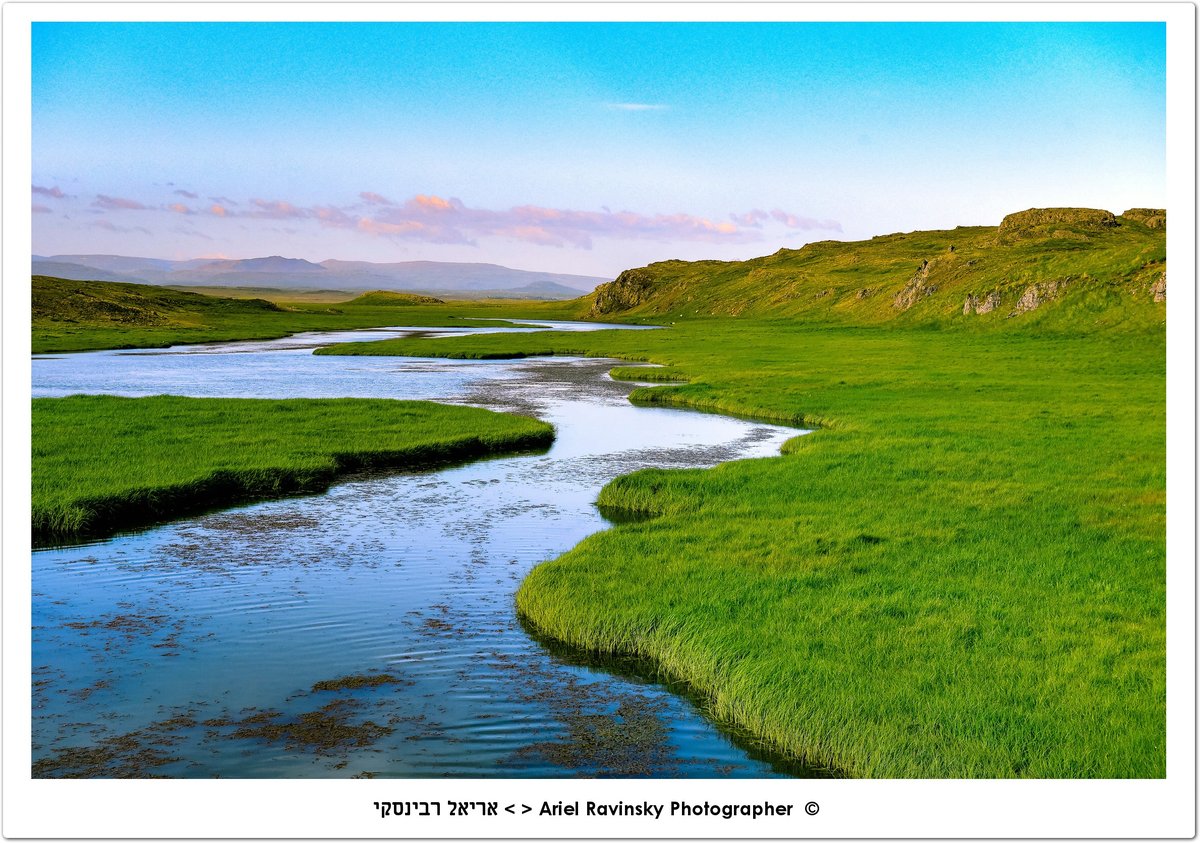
[33,185,67,199]
[347,194,776,248]
[411,194,457,212]
[63,186,841,252]
[359,191,394,206]
[770,209,843,232]
[249,198,308,219]
[174,189,199,199]
[731,209,770,227]
[32,203,52,214]
[356,218,436,238]
[313,205,355,228]
[94,194,150,211]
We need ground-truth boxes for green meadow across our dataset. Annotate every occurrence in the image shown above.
[318,312,1166,777]
[32,208,1167,776]
[32,395,553,543]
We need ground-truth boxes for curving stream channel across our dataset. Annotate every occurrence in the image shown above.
[31,322,820,778]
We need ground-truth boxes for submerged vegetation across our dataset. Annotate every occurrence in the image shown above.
[32,395,553,543]
[315,209,1167,778]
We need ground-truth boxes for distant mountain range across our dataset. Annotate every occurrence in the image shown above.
[31,254,607,299]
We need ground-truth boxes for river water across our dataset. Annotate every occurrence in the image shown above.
[31,323,819,778]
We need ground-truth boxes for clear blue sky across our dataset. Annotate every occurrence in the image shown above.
[32,22,1165,276]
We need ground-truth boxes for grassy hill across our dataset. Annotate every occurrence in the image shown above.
[31,276,570,353]
[584,207,1166,329]
[33,275,285,325]
[343,290,445,306]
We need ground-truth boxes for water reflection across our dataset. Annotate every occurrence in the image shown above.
[32,326,815,778]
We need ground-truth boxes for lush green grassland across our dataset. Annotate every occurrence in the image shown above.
[316,317,1165,778]
[33,209,1167,775]
[32,395,553,543]
[32,276,578,353]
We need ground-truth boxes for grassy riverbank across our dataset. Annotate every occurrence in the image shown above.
[32,395,553,543]
[32,276,577,353]
[315,318,1165,777]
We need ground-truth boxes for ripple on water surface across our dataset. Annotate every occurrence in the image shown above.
[32,327,827,778]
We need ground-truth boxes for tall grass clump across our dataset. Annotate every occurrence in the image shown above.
[322,316,1165,778]
[33,395,552,543]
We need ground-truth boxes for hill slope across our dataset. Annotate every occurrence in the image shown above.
[32,275,284,327]
[585,207,1166,328]
[30,275,545,353]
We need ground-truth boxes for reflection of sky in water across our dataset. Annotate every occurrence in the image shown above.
[32,326,817,779]
[31,322,651,400]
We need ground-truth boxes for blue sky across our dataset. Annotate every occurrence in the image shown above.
[32,22,1165,276]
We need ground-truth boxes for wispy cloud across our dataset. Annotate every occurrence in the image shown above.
[32,203,53,214]
[770,208,843,232]
[607,102,668,111]
[174,189,199,199]
[33,184,68,199]
[195,192,762,248]
[313,205,356,227]
[731,209,770,228]
[170,224,213,240]
[359,191,395,206]
[248,198,308,219]
[93,194,150,211]
[51,186,842,251]
[343,194,757,248]
[91,218,151,235]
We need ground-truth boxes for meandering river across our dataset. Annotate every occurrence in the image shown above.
[31,322,820,778]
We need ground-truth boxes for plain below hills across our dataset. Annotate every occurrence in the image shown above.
[32,254,606,299]
[31,275,575,354]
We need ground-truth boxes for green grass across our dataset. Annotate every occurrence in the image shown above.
[34,208,1167,776]
[316,317,1165,778]
[607,365,690,382]
[31,276,580,354]
[581,208,1165,328]
[32,395,553,543]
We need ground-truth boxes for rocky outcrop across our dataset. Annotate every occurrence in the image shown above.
[893,260,936,310]
[1151,272,1166,302]
[963,292,1001,315]
[855,288,873,300]
[1123,208,1166,229]
[1009,278,1071,316]
[589,268,659,316]
[999,208,1119,236]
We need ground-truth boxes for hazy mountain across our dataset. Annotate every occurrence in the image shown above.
[196,256,327,274]
[32,254,607,299]
[28,260,134,283]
